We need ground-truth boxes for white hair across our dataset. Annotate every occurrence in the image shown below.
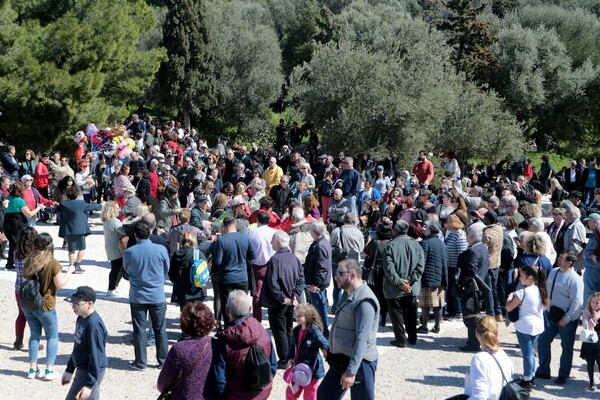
[272,230,290,247]
[529,218,544,233]
[226,290,252,319]
[467,225,483,242]
[310,220,327,237]
[292,207,305,222]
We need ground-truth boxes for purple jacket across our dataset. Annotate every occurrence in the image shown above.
[156,336,216,399]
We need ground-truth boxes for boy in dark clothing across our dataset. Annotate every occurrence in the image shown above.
[62,286,108,400]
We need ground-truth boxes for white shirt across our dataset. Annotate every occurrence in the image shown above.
[514,285,545,336]
[464,349,514,400]
[247,225,276,265]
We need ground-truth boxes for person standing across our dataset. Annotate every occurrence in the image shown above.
[329,213,364,313]
[305,221,333,338]
[412,151,435,188]
[123,220,170,370]
[383,220,425,347]
[338,157,361,217]
[247,211,276,321]
[211,217,256,326]
[260,231,305,369]
[317,259,379,400]
[457,225,489,352]
[101,201,127,297]
[535,252,584,385]
[62,287,108,400]
[482,210,504,320]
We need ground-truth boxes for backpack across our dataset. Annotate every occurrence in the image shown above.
[190,249,210,293]
[18,274,44,312]
[486,351,530,400]
[243,344,272,390]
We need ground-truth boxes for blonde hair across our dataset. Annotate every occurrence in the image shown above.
[476,316,500,352]
[446,214,464,231]
[521,232,547,257]
[586,292,600,314]
[178,208,191,223]
[181,231,197,247]
[101,201,120,222]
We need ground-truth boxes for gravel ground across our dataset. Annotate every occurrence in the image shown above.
[0,215,595,400]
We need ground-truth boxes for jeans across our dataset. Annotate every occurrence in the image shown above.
[219,281,248,326]
[130,302,168,368]
[317,358,377,400]
[387,296,418,345]
[483,268,499,316]
[309,290,329,337]
[343,195,357,217]
[583,187,595,207]
[268,303,294,361]
[516,331,537,380]
[22,308,58,365]
[536,317,578,379]
[65,368,105,400]
[583,266,600,305]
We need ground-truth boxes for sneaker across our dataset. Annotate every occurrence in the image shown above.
[129,362,146,371]
[519,378,536,391]
[430,325,441,334]
[390,340,406,348]
[107,290,118,298]
[74,264,85,274]
[589,384,596,392]
[43,370,58,381]
[26,368,38,379]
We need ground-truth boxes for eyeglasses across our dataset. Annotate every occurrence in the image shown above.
[71,302,87,308]
[26,179,33,182]
[336,270,348,277]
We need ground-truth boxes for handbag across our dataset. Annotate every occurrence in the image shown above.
[157,339,209,400]
[331,227,348,264]
[579,321,599,343]
[362,241,380,287]
[507,291,525,323]
[486,350,530,400]
[547,270,566,324]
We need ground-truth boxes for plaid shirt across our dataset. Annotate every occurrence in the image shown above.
[14,257,24,293]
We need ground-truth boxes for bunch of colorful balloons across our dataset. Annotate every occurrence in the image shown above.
[74,123,136,162]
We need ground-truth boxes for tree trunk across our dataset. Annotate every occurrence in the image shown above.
[183,107,191,132]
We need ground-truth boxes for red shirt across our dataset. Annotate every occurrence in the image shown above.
[34,162,49,189]
[412,159,434,184]
[249,208,281,228]
[149,171,159,199]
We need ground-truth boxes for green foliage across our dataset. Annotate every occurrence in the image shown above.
[439,0,496,84]
[490,23,597,137]
[205,0,284,139]
[156,0,215,129]
[0,0,166,150]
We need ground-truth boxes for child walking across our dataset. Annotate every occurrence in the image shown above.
[285,304,329,400]
[581,292,600,391]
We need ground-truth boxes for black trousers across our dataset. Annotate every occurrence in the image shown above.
[219,281,248,326]
[387,296,418,345]
[268,303,294,361]
[108,257,124,291]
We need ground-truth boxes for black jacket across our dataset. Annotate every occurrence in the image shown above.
[304,236,332,289]
[260,248,305,309]
[457,241,489,288]
[270,184,293,217]
[168,246,206,305]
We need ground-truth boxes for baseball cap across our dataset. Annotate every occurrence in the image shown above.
[123,184,136,193]
[470,208,487,218]
[64,286,96,303]
[569,191,582,199]
[584,213,600,222]
[195,195,209,204]
[318,154,328,159]
[484,210,498,223]
[377,165,384,170]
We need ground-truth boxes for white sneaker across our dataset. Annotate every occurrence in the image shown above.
[43,370,58,381]
[107,290,118,298]
[26,368,38,379]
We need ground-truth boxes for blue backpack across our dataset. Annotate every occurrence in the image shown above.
[190,249,210,293]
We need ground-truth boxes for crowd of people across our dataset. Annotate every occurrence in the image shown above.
[2,115,600,399]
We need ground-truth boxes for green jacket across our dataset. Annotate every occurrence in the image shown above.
[383,235,425,299]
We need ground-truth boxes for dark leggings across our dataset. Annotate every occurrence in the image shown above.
[586,352,600,385]
[108,257,124,291]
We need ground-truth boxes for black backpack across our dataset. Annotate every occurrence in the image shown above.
[243,344,272,390]
[18,274,44,312]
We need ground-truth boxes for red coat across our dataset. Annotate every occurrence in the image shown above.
[34,162,49,189]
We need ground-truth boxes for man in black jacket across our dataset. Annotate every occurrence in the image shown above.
[305,220,333,338]
[457,225,489,351]
[260,231,305,368]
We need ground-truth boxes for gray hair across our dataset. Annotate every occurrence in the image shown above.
[394,220,409,235]
[272,230,290,248]
[142,212,157,230]
[567,205,581,219]
[528,218,544,233]
[343,212,356,225]
[425,220,441,235]
[303,163,311,173]
[291,207,305,222]
[310,220,327,237]
[333,188,343,196]
[135,204,150,218]
[226,290,252,319]
[344,157,354,166]
[467,225,483,242]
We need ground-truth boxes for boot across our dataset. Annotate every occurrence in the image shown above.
[74,262,85,274]
[0,240,8,259]
[13,336,23,350]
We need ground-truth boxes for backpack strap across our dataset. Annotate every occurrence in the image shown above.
[485,350,509,385]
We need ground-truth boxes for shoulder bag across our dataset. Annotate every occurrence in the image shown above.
[362,241,379,287]
[486,351,530,400]
[547,270,566,324]
[331,227,348,264]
